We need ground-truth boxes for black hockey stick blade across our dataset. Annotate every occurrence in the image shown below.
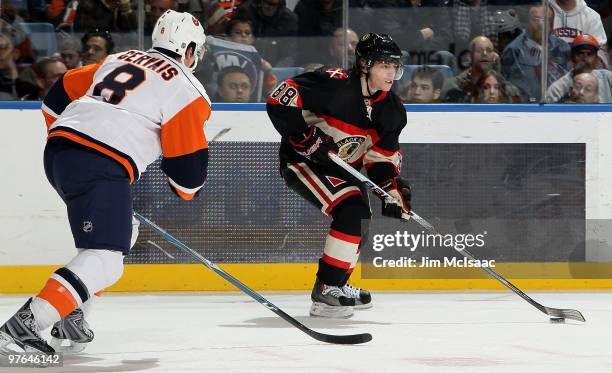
[134,212,373,344]
[328,153,586,322]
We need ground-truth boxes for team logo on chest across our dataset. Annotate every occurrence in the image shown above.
[337,136,366,159]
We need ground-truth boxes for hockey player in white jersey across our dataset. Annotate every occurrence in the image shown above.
[0,10,210,355]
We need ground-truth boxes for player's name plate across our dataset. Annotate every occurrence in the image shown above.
[0,351,63,368]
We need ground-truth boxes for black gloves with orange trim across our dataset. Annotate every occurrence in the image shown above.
[288,126,339,165]
[379,177,411,219]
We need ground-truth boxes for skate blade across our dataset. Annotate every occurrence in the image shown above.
[49,337,88,354]
[309,302,354,318]
[354,302,373,310]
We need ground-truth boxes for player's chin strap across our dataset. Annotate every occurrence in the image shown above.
[365,69,374,97]
[327,151,586,323]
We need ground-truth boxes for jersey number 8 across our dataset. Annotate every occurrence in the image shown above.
[93,64,146,105]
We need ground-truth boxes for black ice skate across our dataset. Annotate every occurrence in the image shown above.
[342,284,372,309]
[49,308,93,354]
[0,298,55,355]
[310,279,355,318]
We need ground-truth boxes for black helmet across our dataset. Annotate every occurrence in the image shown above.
[355,33,402,69]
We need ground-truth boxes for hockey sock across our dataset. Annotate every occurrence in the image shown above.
[317,196,370,286]
[32,249,123,330]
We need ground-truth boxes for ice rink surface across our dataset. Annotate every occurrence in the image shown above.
[0,292,611,372]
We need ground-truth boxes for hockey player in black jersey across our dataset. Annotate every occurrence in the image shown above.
[266,33,411,318]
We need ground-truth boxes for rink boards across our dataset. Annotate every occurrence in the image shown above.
[1,103,612,292]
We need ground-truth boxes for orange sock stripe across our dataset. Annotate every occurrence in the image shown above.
[37,278,78,317]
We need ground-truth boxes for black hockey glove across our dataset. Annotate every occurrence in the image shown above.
[288,126,339,165]
[379,177,411,219]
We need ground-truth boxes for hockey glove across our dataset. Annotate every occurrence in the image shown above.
[288,126,339,165]
[379,177,411,219]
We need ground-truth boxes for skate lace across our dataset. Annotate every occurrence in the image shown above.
[342,284,361,299]
[68,309,94,339]
[22,311,43,339]
[321,285,345,298]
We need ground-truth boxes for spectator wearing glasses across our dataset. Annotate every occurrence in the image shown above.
[565,71,599,103]
[326,28,359,67]
[81,29,115,65]
[442,35,523,102]
[546,34,612,103]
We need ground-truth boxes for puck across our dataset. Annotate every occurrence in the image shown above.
[550,317,565,323]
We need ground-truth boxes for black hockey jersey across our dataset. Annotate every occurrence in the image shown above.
[266,66,407,185]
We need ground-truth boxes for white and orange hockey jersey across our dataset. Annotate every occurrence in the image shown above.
[41,49,212,200]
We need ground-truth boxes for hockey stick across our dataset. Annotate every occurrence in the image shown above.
[133,212,373,344]
[328,153,586,322]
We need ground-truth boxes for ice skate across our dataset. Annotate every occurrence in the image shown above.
[310,279,355,318]
[0,298,55,355]
[342,284,372,309]
[49,308,94,354]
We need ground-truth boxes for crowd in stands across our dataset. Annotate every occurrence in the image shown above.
[1,0,611,103]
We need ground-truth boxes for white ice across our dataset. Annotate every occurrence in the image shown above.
[1,292,611,372]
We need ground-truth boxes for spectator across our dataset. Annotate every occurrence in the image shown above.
[145,0,179,34]
[81,29,115,65]
[326,27,359,67]
[18,57,68,100]
[550,0,607,46]
[501,5,570,102]
[0,8,34,66]
[214,66,252,102]
[492,9,521,55]
[294,0,342,64]
[58,35,82,69]
[570,33,604,69]
[234,0,298,66]
[74,0,137,32]
[226,17,277,94]
[403,65,444,103]
[0,32,18,100]
[546,34,612,103]
[474,70,513,103]
[566,71,599,103]
[442,35,522,102]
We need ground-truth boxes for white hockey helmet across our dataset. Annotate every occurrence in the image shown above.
[152,10,206,72]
